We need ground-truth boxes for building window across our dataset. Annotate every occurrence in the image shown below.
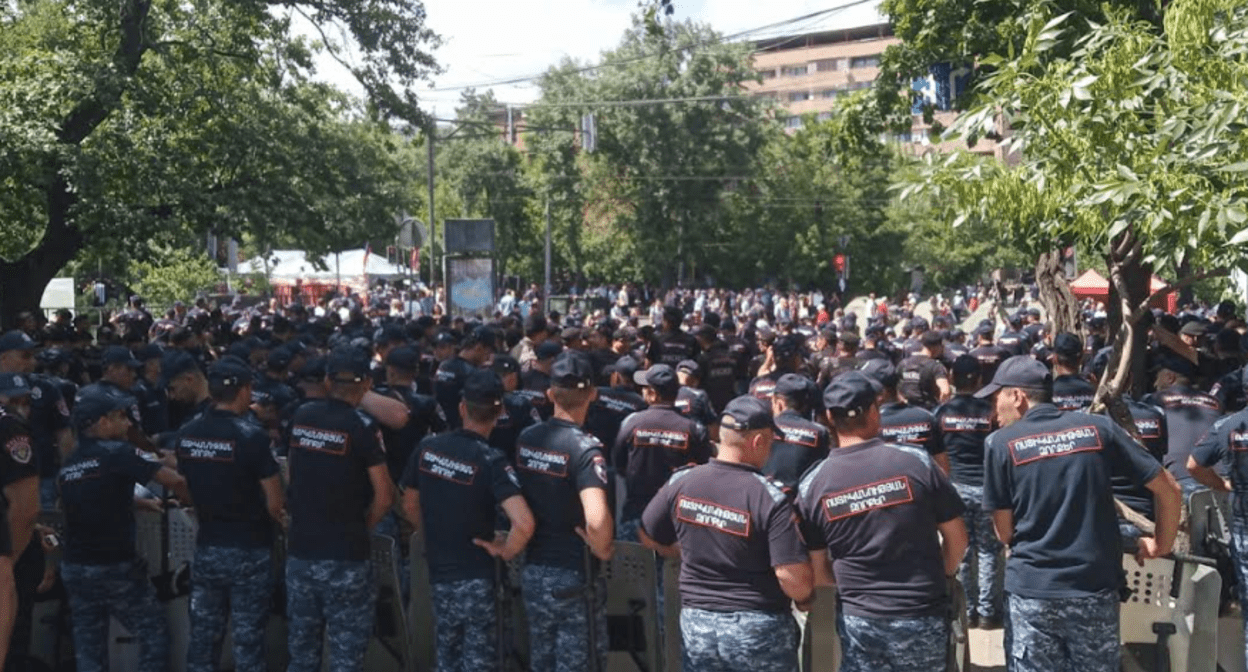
[821,89,839,99]
[847,81,872,91]
[814,59,839,72]
[759,69,777,80]
[787,91,811,102]
[786,116,804,129]
[781,65,808,77]
[850,55,881,69]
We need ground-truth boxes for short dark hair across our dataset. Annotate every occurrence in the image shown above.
[551,386,593,409]
[463,401,503,424]
[1021,387,1052,404]
[774,391,806,414]
[209,381,247,403]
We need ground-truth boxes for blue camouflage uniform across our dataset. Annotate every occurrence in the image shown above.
[174,394,281,672]
[58,434,168,672]
[285,386,388,672]
[514,413,612,672]
[984,401,1163,672]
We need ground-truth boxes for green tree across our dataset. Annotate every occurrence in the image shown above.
[129,248,222,309]
[0,0,438,324]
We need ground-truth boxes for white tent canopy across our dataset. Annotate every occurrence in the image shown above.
[245,249,409,283]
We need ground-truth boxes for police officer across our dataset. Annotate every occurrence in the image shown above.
[640,395,813,671]
[1115,398,1168,541]
[693,323,737,413]
[648,305,699,367]
[58,386,190,672]
[797,372,968,671]
[134,344,170,437]
[997,314,1029,356]
[933,355,1001,628]
[674,360,717,434]
[377,345,447,479]
[285,346,394,672]
[0,331,72,510]
[765,373,831,489]
[486,354,540,461]
[979,356,1181,671]
[1050,333,1096,411]
[749,334,804,401]
[584,356,647,451]
[519,341,562,420]
[92,345,157,452]
[896,330,951,409]
[174,358,285,672]
[1143,362,1223,497]
[0,373,39,672]
[436,326,494,428]
[613,364,712,541]
[861,360,950,474]
[1188,403,1248,662]
[968,326,1009,387]
[514,351,614,672]
[161,349,214,429]
[400,370,535,671]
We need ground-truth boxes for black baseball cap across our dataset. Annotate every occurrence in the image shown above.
[136,344,164,362]
[1052,333,1082,357]
[693,324,717,340]
[492,354,521,375]
[774,373,813,402]
[298,356,328,381]
[550,351,594,390]
[720,395,776,432]
[911,316,929,330]
[159,350,200,388]
[606,355,640,379]
[385,346,420,372]
[73,386,132,429]
[975,355,1053,398]
[433,331,460,347]
[524,314,548,335]
[462,370,504,407]
[326,346,370,383]
[103,346,142,368]
[267,347,293,371]
[858,359,899,388]
[1179,320,1208,337]
[0,330,36,353]
[373,325,406,345]
[920,330,944,347]
[634,364,679,394]
[536,341,563,360]
[207,358,254,388]
[773,334,802,358]
[822,372,882,418]
[465,326,497,349]
[951,354,980,378]
[676,360,700,377]
[0,373,32,398]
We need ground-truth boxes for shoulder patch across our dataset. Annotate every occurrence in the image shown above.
[5,434,31,465]
[751,472,787,504]
[796,458,826,500]
[893,444,935,470]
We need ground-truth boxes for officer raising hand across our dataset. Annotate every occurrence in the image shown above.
[401,369,535,672]
[640,395,813,672]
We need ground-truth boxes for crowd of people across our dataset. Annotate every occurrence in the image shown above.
[0,283,1245,672]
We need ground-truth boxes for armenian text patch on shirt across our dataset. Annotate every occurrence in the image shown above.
[1158,393,1221,412]
[675,496,750,537]
[599,396,641,413]
[1008,426,1101,466]
[60,459,101,482]
[179,437,235,462]
[634,429,689,451]
[941,416,991,433]
[1135,419,1162,439]
[517,446,569,476]
[419,450,477,485]
[776,424,820,447]
[1231,431,1248,452]
[821,476,914,521]
[882,424,931,443]
[291,426,349,455]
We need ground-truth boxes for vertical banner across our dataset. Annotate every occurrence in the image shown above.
[444,257,495,318]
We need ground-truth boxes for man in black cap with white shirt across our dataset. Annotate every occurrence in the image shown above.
[798,371,967,671]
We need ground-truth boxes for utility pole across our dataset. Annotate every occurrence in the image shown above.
[544,199,552,303]
[426,125,436,289]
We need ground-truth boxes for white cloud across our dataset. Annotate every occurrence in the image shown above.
[304,0,886,112]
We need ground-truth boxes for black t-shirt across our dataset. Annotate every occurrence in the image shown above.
[797,439,963,618]
[133,379,170,437]
[613,405,712,521]
[1052,374,1096,412]
[27,375,71,479]
[997,331,1028,356]
[933,395,994,487]
[983,404,1161,598]
[1115,400,1167,519]
[675,387,717,428]
[697,341,738,413]
[286,398,387,562]
[641,460,807,613]
[174,407,280,549]
[58,438,161,565]
[897,355,947,410]
[649,330,700,368]
[0,410,37,492]
[400,429,522,582]
[765,409,832,489]
[1192,408,1248,518]
[514,418,610,571]
[585,387,647,455]
[1210,365,1248,414]
[435,356,478,428]
[518,371,554,420]
[968,345,1009,387]
[489,392,540,462]
[1143,385,1222,484]
[879,402,945,457]
[375,384,447,482]
[748,370,787,402]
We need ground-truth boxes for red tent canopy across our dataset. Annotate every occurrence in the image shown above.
[1068,269,1177,312]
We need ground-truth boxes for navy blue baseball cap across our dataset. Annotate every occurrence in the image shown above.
[207,358,254,388]
[720,395,776,431]
[536,340,564,360]
[0,373,32,398]
[491,354,521,375]
[103,346,142,368]
[385,346,420,371]
[975,355,1053,398]
[0,330,35,353]
[159,350,200,388]
[823,372,882,417]
[774,373,813,401]
[462,370,504,407]
[73,386,132,429]
[606,355,640,379]
[858,359,899,388]
[634,364,678,393]
[551,351,594,390]
[326,346,370,383]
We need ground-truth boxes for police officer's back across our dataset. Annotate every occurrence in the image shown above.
[584,356,647,451]
[896,330,951,410]
[488,354,540,461]
[435,327,494,428]
[1050,333,1096,411]
[640,396,813,671]
[674,360,718,437]
[861,359,950,475]
[692,324,737,413]
[1143,364,1223,494]
[648,306,699,367]
[377,346,447,479]
[765,373,831,489]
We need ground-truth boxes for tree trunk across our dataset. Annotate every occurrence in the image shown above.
[1093,229,1151,432]
[1035,250,1080,336]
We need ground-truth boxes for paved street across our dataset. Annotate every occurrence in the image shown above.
[969,628,1005,671]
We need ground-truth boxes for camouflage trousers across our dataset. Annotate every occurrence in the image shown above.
[836,611,946,672]
[1229,517,1248,665]
[431,578,495,672]
[680,608,799,672]
[286,557,376,672]
[954,482,1002,620]
[1004,591,1119,672]
[61,560,170,672]
[188,544,272,672]
[521,564,607,672]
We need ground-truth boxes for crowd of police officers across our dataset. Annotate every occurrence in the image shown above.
[7,292,1248,671]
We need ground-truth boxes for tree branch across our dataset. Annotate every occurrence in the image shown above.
[1126,267,1228,325]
